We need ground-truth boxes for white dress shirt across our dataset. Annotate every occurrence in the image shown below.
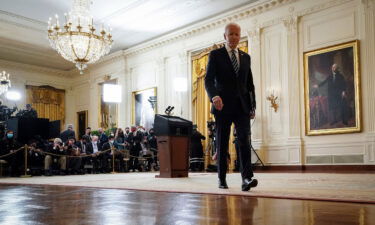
[92,142,98,153]
[225,44,240,67]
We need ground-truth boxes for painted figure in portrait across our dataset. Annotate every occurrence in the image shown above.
[133,88,157,130]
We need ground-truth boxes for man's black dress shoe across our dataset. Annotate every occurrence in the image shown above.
[218,179,228,189]
[242,178,258,191]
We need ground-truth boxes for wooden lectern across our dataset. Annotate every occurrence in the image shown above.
[154,114,192,178]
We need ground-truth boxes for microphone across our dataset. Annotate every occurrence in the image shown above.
[164,106,175,116]
[165,106,171,114]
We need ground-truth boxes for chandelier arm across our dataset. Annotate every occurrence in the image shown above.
[69,33,83,62]
[97,36,106,62]
[83,33,93,61]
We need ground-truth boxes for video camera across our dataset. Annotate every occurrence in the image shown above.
[207,120,215,130]
[207,120,215,139]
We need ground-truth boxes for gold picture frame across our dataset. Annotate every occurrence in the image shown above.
[304,40,361,135]
[132,87,157,129]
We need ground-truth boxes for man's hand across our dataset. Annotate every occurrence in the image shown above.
[212,96,224,111]
[250,111,255,119]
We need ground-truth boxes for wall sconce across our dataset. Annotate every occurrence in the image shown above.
[266,90,279,113]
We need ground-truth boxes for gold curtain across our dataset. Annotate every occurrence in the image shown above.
[26,85,65,126]
[191,41,248,170]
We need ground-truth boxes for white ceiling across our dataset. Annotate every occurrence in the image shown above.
[0,0,258,71]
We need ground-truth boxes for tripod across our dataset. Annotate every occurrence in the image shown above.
[249,117,264,166]
[250,144,264,166]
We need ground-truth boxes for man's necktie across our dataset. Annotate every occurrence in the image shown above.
[231,49,239,75]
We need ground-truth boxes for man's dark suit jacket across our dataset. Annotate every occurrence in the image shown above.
[60,130,76,143]
[86,142,102,154]
[318,71,346,110]
[205,47,256,115]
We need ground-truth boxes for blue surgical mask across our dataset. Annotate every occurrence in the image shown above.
[7,133,13,138]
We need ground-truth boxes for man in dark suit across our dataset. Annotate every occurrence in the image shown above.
[23,104,38,118]
[86,135,104,173]
[98,127,109,149]
[205,23,257,191]
[60,124,76,143]
[314,63,348,125]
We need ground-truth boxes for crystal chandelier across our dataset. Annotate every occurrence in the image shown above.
[0,71,11,96]
[47,0,113,74]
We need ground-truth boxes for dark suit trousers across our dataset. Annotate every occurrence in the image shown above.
[215,110,253,181]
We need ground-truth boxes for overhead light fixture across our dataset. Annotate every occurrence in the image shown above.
[6,91,21,101]
[103,84,122,103]
[173,77,188,92]
[0,70,11,96]
[47,0,113,74]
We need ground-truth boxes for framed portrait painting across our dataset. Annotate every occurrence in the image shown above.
[304,40,361,135]
[132,87,157,130]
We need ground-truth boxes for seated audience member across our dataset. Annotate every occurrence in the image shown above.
[127,126,142,172]
[115,128,129,171]
[45,138,67,176]
[28,138,46,175]
[137,126,148,137]
[114,128,126,150]
[147,128,158,170]
[76,135,90,173]
[76,135,89,155]
[86,135,104,173]
[140,137,153,171]
[98,128,108,149]
[189,125,206,172]
[102,134,125,172]
[65,137,82,174]
[124,127,130,137]
[60,124,76,143]
[1,130,23,176]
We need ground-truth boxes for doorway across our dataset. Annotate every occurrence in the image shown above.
[77,110,88,139]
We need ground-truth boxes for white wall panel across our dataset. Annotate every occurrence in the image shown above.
[266,148,288,164]
[302,4,358,51]
[262,25,286,138]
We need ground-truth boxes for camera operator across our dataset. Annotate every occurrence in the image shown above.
[127,126,142,172]
[44,138,66,176]
[189,125,206,172]
[28,137,46,175]
[232,128,240,172]
[1,130,22,176]
[207,120,216,156]
[0,100,17,121]
[65,137,82,175]
[147,128,158,171]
